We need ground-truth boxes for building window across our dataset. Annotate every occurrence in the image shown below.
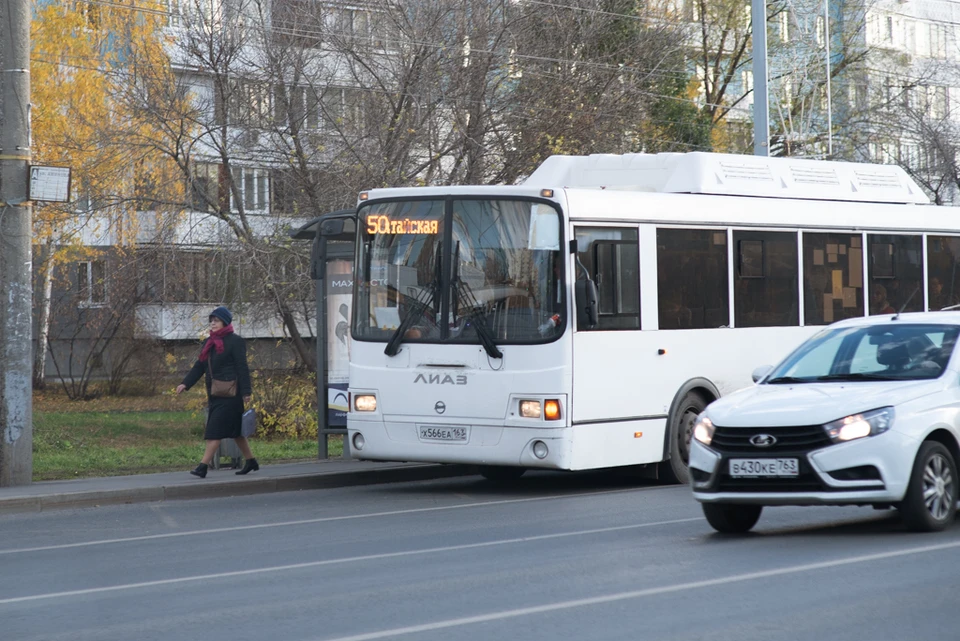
[230,168,270,213]
[78,260,106,305]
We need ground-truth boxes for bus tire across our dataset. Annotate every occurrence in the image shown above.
[479,466,526,482]
[659,391,708,485]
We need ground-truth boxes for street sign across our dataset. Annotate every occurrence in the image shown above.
[28,165,71,202]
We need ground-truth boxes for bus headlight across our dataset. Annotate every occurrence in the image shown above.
[352,432,365,451]
[354,394,377,412]
[520,400,541,418]
[693,415,715,446]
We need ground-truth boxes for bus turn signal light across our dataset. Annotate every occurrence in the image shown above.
[544,399,561,421]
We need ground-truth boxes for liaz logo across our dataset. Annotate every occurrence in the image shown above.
[414,373,467,385]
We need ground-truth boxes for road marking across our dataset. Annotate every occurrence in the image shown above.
[318,538,960,641]
[0,486,667,556]
[0,517,702,605]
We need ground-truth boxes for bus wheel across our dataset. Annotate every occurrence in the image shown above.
[479,466,526,482]
[659,391,707,485]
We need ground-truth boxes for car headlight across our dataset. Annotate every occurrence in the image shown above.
[692,415,715,446]
[823,407,894,443]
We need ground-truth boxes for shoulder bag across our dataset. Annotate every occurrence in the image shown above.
[207,359,237,398]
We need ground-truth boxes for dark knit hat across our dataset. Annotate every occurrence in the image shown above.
[209,306,232,325]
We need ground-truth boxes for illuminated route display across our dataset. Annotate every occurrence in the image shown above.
[366,214,439,235]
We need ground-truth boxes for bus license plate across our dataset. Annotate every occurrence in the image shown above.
[418,426,469,442]
[729,458,799,478]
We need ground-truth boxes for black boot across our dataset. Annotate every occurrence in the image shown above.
[190,463,208,478]
[236,458,259,475]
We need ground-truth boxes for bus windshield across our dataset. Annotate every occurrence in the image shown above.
[354,198,565,348]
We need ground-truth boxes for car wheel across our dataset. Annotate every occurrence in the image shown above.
[898,441,958,532]
[479,466,526,482]
[702,503,763,534]
[659,392,708,485]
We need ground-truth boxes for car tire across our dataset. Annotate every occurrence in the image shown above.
[659,392,708,485]
[702,503,763,534]
[898,441,958,532]
[479,466,526,482]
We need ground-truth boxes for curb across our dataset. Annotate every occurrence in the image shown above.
[0,463,478,515]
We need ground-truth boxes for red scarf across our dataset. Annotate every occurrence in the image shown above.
[199,324,234,362]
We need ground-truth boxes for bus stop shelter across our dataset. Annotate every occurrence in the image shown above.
[291,209,357,458]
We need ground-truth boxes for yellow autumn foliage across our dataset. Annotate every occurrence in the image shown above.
[31,0,186,252]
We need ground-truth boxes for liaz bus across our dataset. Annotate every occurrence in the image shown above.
[346,151,956,483]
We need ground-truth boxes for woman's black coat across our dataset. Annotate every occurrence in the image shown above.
[181,333,252,440]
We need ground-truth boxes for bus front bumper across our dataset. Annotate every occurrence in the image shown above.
[346,418,573,469]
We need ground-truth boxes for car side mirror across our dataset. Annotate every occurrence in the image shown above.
[752,365,773,383]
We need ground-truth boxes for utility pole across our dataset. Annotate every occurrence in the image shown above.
[752,0,770,156]
[0,0,34,486]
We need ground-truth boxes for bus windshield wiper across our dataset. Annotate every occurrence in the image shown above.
[384,248,442,357]
[450,242,503,360]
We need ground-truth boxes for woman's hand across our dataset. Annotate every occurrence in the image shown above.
[175,384,186,395]
[243,395,252,405]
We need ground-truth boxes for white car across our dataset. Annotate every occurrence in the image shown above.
[690,312,960,533]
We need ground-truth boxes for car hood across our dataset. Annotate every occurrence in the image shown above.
[706,378,943,427]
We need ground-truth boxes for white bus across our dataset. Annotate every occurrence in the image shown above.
[346,151,957,482]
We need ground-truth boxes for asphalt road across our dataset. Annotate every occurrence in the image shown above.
[1,471,959,641]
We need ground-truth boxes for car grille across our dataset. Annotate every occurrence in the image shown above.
[710,424,832,454]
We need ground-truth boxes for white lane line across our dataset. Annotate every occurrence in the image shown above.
[0,487,662,556]
[0,517,702,605]
[320,538,960,641]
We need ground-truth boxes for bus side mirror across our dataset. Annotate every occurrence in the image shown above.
[320,219,345,236]
[576,279,598,329]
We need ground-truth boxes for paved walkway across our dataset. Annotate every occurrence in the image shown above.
[0,459,477,514]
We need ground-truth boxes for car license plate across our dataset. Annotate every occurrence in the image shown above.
[729,458,799,478]
[418,425,469,442]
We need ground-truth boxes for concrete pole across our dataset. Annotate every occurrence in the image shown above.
[752,0,770,156]
[0,0,34,485]
[824,0,833,157]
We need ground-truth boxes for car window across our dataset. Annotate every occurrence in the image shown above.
[768,323,959,382]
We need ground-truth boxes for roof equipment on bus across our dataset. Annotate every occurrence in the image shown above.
[523,151,929,205]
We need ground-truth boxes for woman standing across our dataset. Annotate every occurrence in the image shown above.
[176,306,258,478]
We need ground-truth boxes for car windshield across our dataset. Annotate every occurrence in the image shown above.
[765,323,959,383]
[353,198,565,347]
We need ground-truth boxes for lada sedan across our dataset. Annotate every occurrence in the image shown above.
[690,312,960,533]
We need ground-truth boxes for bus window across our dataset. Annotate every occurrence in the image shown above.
[657,228,729,330]
[733,230,799,328]
[803,233,864,325]
[927,236,960,311]
[574,227,640,330]
[868,234,923,315]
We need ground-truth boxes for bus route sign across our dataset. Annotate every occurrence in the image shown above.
[28,165,72,203]
[366,214,439,235]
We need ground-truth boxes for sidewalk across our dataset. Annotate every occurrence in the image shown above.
[0,459,477,515]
